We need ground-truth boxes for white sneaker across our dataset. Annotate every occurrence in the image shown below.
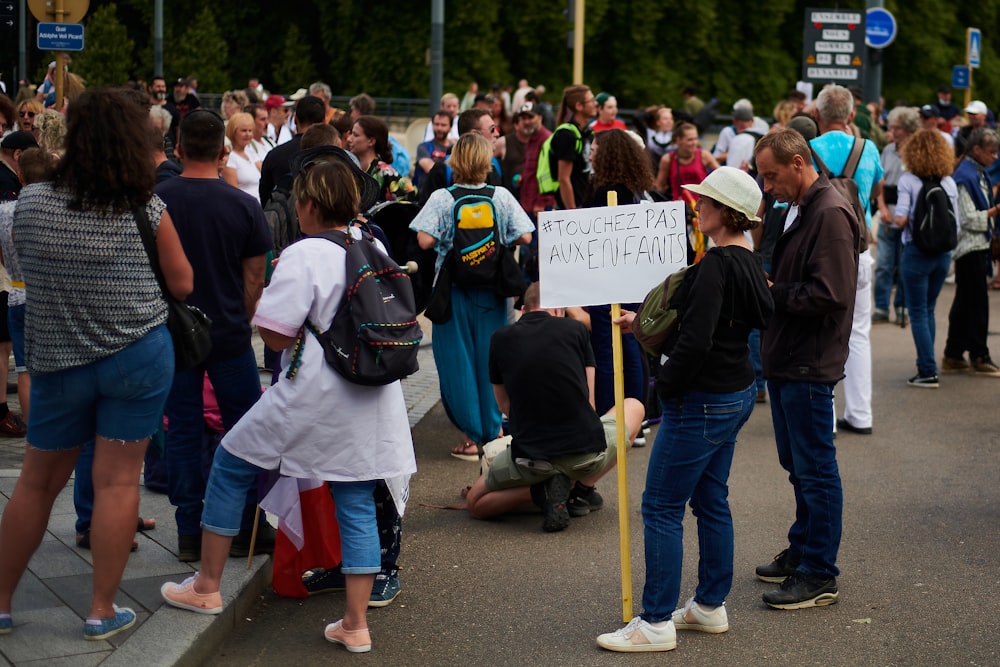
[596,616,676,652]
[671,596,729,633]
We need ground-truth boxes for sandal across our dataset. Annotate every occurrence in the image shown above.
[450,441,479,462]
[76,532,138,552]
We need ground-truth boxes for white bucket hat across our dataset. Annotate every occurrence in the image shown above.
[682,166,762,222]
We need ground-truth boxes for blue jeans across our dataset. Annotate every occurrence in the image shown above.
[202,447,382,575]
[767,380,842,579]
[164,348,262,535]
[899,244,951,377]
[874,223,905,311]
[640,385,756,620]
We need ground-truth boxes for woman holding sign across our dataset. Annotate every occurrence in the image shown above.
[597,167,773,653]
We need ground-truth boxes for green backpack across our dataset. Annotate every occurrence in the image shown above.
[536,123,582,194]
[633,265,693,357]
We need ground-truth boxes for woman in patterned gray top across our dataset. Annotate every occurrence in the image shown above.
[0,87,193,641]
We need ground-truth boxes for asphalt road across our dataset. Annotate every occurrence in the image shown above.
[212,282,1000,667]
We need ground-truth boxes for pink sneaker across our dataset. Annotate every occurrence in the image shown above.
[160,574,223,614]
[324,619,372,653]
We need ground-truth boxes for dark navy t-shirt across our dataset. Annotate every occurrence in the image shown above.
[155,176,273,361]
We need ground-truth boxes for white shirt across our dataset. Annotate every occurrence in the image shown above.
[225,233,416,484]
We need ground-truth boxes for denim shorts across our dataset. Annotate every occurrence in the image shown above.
[28,325,174,450]
[8,303,25,372]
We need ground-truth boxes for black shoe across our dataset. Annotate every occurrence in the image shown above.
[539,474,571,533]
[755,548,800,583]
[303,567,346,595]
[836,418,872,435]
[229,521,276,558]
[177,534,202,563]
[567,482,604,518]
[907,374,939,388]
[763,571,838,609]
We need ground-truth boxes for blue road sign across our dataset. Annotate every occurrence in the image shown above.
[952,65,970,90]
[865,8,896,49]
[37,22,85,51]
[968,28,981,68]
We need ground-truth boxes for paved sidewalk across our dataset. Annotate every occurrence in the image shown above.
[0,328,439,666]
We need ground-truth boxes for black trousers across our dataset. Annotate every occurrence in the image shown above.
[945,249,991,359]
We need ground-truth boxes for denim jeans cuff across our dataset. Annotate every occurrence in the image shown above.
[200,522,241,538]
[341,565,381,575]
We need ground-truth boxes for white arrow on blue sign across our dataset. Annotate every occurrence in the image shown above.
[865,8,896,49]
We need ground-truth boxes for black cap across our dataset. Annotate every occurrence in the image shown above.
[1,131,39,151]
[919,104,939,119]
[290,145,381,214]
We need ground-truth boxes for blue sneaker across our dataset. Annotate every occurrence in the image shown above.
[368,572,400,608]
[303,567,346,596]
[83,605,136,641]
[0,613,11,634]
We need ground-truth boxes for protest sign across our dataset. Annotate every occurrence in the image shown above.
[536,201,687,308]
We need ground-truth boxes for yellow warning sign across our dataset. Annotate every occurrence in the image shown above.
[852,55,861,66]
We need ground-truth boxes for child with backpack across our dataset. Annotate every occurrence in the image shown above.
[410,133,534,460]
[892,129,960,388]
[160,153,416,655]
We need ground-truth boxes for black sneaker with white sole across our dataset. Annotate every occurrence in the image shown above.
[567,482,604,517]
[755,548,800,583]
[762,571,838,609]
[907,374,939,388]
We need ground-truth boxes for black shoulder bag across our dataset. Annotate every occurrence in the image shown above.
[133,205,212,371]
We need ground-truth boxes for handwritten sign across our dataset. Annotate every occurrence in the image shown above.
[537,201,687,308]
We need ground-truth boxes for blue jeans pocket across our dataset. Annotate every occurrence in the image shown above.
[113,326,172,394]
[702,400,742,445]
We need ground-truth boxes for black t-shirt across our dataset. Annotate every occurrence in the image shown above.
[170,93,201,118]
[155,177,273,361]
[259,135,302,205]
[550,122,592,208]
[489,311,606,460]
[0,165,20,202]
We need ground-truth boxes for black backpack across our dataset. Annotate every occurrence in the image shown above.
[910,177,958,255]
[810,137,868,254]
[448,185,502,289]
[262,187,301,256]
[311,225,422,386]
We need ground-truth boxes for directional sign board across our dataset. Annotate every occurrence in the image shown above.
[952,65,970,90]
[865,7,896,49]
[37,22,85,51]
[968,28,981,68]
[0,1,15,31]
[802,8,866,88]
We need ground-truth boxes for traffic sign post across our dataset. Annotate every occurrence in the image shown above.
[802,8,866,91]
[37,22,84,51]
[865,7,896,49]
[965,27,981,107]
[952,65,970,90]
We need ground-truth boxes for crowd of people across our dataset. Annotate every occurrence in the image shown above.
[0,69,997,656]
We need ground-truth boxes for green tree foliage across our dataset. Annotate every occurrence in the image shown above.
[69,3,135,87]
[22,0,1000,117]
[272,23,317,93]
[164,6,229,93]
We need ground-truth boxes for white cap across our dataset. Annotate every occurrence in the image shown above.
[964,100,988,115]
[682,167,762,222]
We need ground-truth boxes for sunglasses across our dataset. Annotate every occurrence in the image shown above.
[20,111,36,119]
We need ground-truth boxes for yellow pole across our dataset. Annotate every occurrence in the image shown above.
[572,0,584,85]
[965,28,974,109]
[54,0,66,110]
[606,189,633,622]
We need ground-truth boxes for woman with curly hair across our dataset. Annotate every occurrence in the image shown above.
[893,128,961,387]
[0,86,192,640]
[582,129,654,468]
[34,109,66,160]
[16,100,43,139]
